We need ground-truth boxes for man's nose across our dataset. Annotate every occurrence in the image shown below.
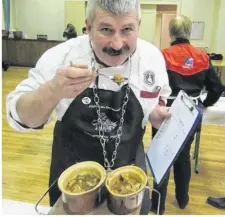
[110,34,124,50]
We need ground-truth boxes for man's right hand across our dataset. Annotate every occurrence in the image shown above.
[48,64,96,101]
[14,64,96,128]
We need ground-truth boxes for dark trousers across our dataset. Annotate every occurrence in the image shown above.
[151,127,194,212]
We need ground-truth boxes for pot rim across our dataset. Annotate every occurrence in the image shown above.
[58,161,106,196]
[105,165,148,198]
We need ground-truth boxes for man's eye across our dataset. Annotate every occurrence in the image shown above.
[101,28,112,32]
[123,28,133,32]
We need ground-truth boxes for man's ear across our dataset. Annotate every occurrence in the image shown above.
[85,19,92,34]
[85,19,93,40]
[138,19,141,29]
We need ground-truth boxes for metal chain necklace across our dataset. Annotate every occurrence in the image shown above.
[92,56,132,171]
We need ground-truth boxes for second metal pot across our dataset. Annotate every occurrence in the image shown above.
[105,165,148,215]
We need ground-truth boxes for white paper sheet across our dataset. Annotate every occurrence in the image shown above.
[146,90,201,185]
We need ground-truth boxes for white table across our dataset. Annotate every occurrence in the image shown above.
[201,95,225,126]
[2,199,51,215]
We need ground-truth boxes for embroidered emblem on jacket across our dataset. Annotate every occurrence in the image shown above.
[183,57,194,69]
[144,70,155,86]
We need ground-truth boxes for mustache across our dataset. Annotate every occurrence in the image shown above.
[102,45,130,56]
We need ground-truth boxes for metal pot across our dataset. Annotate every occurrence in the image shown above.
[58,161,107,214]
[105,165,148,215]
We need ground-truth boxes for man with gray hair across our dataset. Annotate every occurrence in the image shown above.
[6,0,171,208]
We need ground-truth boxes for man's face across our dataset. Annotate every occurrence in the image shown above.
[86,8,140,67]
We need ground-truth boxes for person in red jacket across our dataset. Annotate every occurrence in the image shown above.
[150,15,225,215]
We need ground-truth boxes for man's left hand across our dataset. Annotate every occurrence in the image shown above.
[149,105,171,129]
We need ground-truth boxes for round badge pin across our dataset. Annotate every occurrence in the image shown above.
[82,97,91,105]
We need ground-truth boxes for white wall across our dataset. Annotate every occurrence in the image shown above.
[13,0,65,40]
[210,0,225,55]
[138,0,215,49]
[139,5,157,43]
[2,2,5,30]
[210,0,225,85]
[11,0,223,52]
[64,0,86,36]
[180,0,215,49]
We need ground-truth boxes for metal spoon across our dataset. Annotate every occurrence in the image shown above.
[70,61,127,85]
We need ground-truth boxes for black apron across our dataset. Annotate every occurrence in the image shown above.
[48,84,147,206]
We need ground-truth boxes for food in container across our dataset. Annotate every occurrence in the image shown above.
[65,173,100,193]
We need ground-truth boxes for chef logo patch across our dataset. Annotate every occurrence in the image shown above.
[144,70,155,86]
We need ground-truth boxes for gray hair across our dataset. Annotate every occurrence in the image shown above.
[86,0,141,23]
[169,15,192,40]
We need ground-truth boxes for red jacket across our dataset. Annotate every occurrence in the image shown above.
[162,38,224,107]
